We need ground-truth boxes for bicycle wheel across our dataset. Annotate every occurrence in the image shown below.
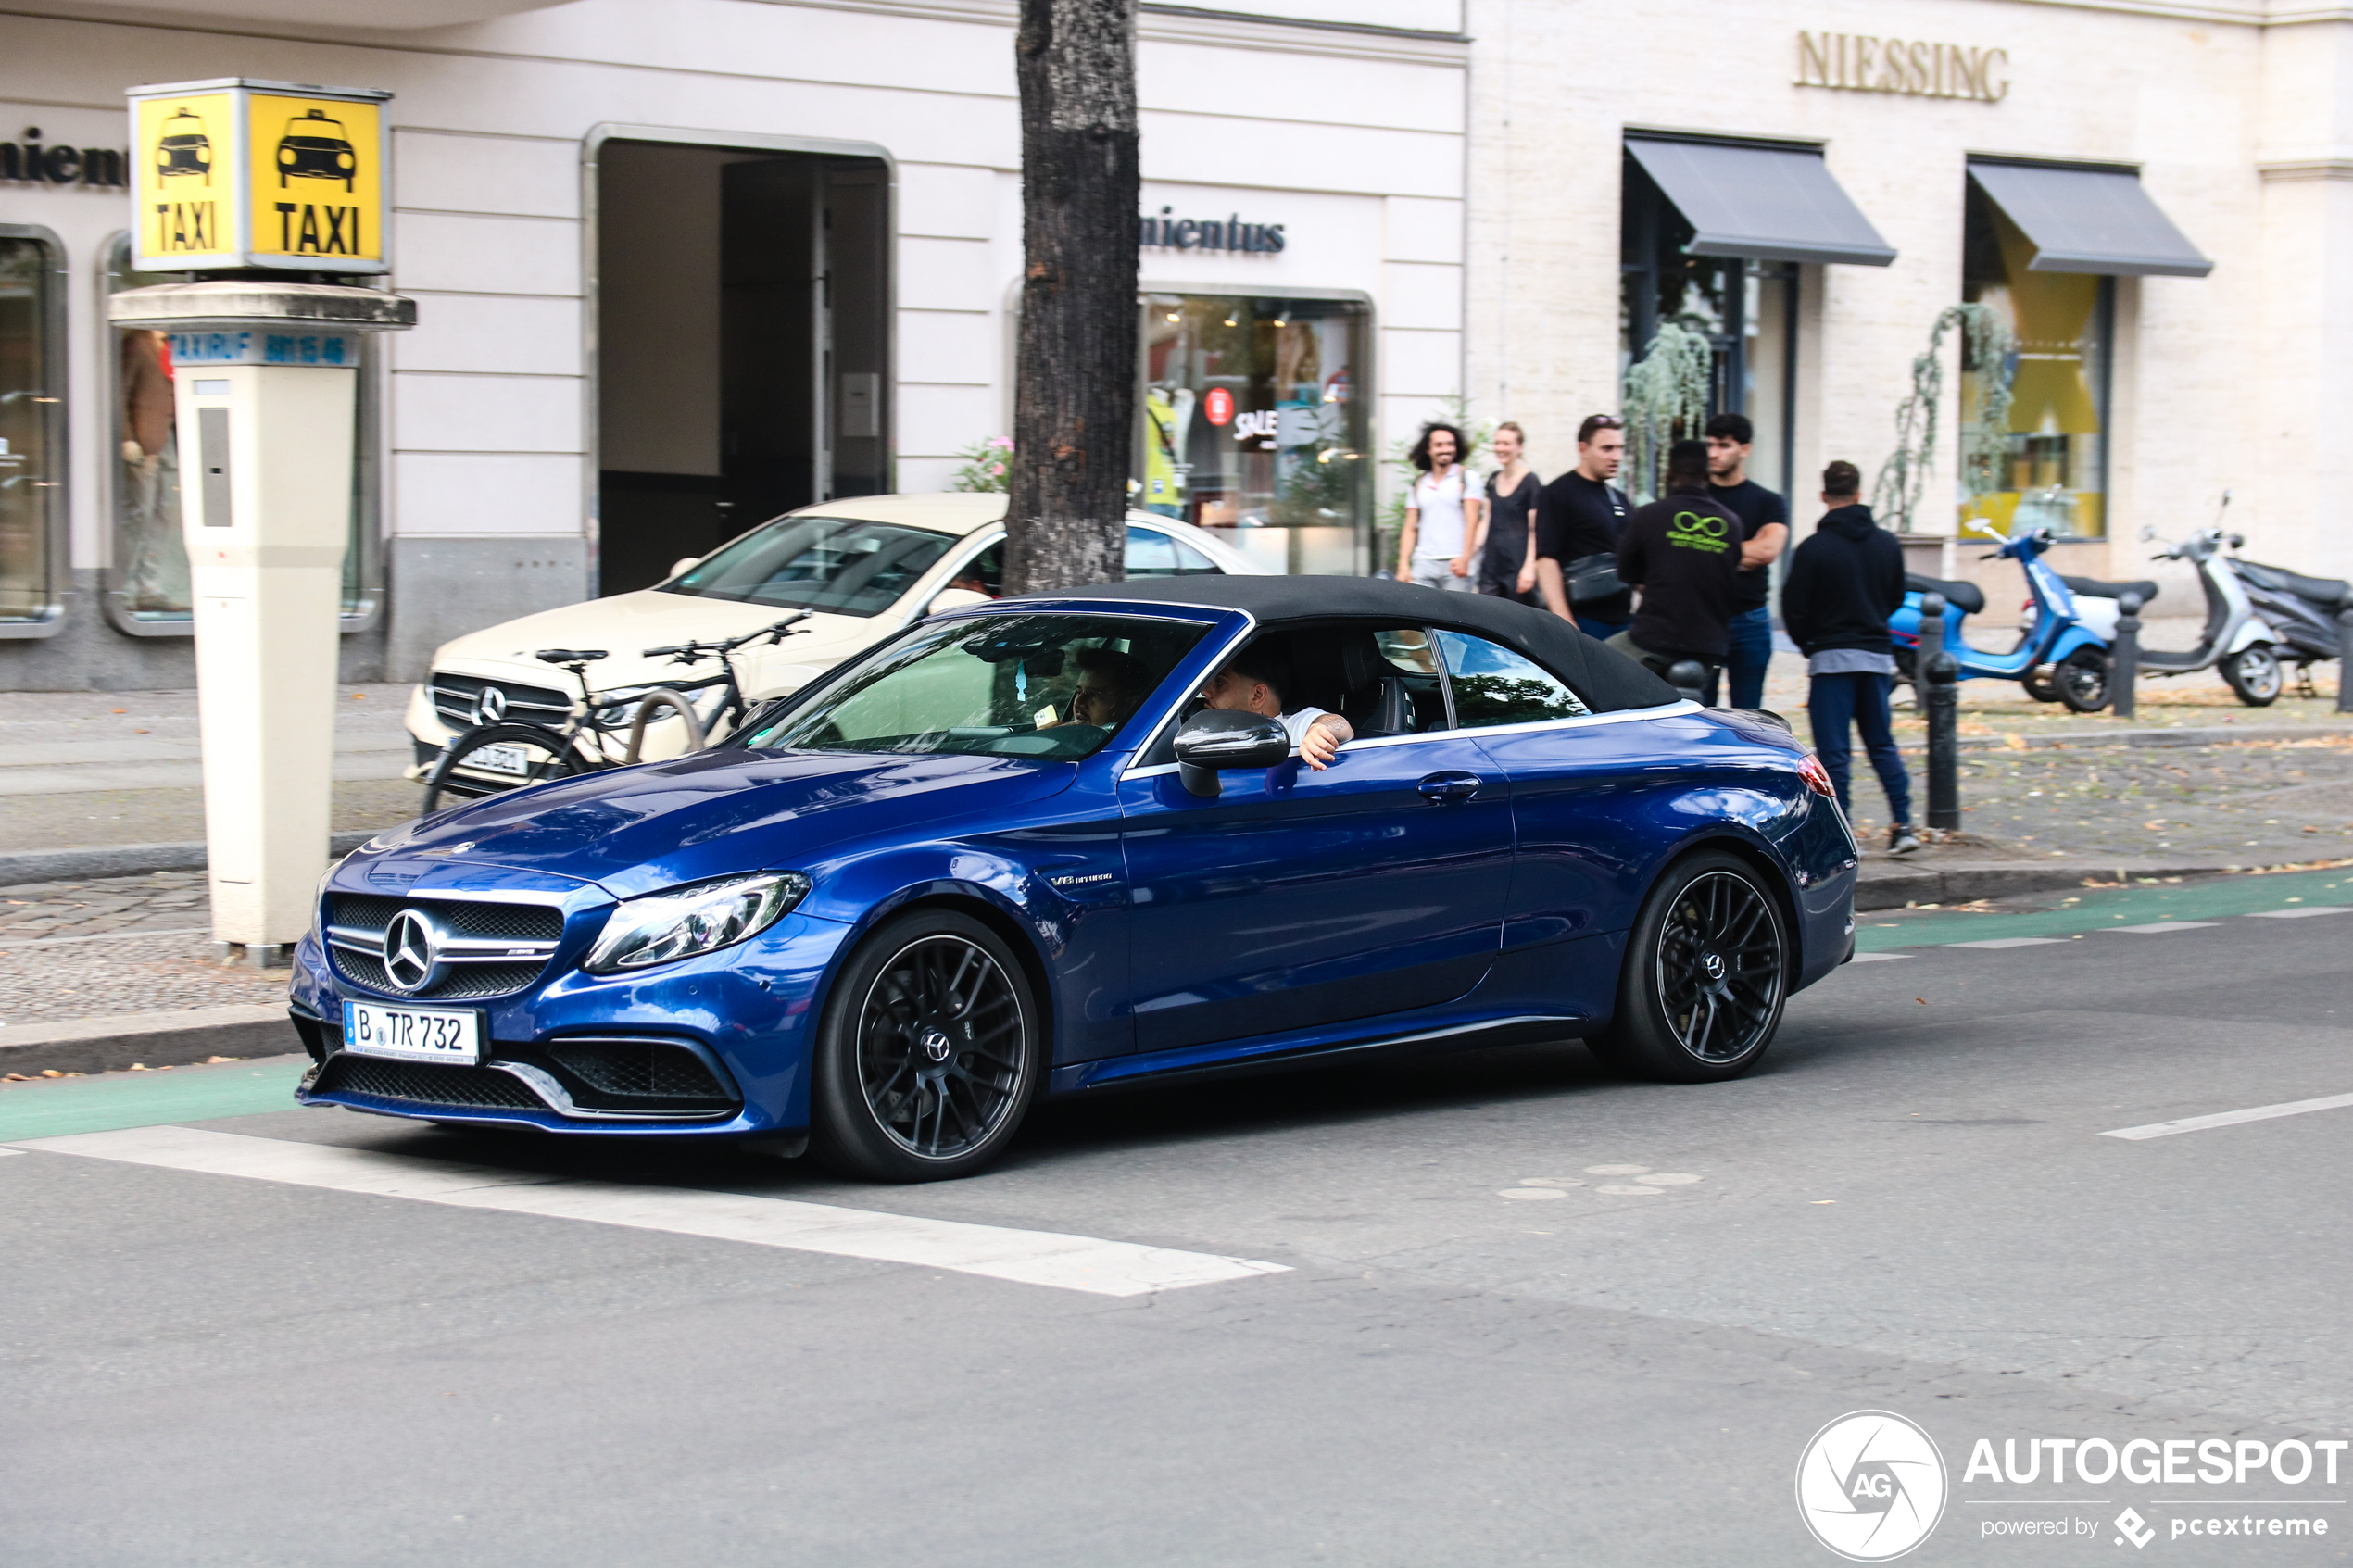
[422,723,589,813]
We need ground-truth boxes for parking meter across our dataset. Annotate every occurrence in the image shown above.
[107,280,413,961]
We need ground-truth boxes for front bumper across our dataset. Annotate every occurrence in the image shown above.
[290,910,853,1137]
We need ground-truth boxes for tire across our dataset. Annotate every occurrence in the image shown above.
[2053,647,2110,713]
[2022,665,2062,704]
[1588,851,1790,1084]
[422,722,586,813]
[2221,645,2284,707]
[810,909,1043,1182]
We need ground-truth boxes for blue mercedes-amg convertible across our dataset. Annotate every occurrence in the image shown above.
[291,577,1859,1180]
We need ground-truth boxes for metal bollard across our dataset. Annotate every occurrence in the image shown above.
[2339,606,2353,714]
[1666,659,1710,706]
[1916,590,1947,687]
[1922,636,1962,835]
[2111,591,2143,719]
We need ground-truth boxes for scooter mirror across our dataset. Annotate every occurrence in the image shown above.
[2138,525,2156,542]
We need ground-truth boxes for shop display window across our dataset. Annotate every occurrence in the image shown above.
[0,231,62,627]
[1962,185,2111,538]
[102,233,376,628]
[1618,160,1797,500]
[1139,293,1369,575]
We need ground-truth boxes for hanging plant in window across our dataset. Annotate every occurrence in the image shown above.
[1619,321,1711,503]
[1870,303,2018,533]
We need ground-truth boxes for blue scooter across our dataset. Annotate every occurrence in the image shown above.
[1889,517,2113,712]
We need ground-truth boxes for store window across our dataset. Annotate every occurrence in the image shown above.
[1619,161,1798,500]
[0,230,63,628]
[102,234,377,627]
[1139,293,1370,575]
[1962,184,2111,538]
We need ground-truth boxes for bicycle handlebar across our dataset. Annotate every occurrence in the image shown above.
[644,611,811,663]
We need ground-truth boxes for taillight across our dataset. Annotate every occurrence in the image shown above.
[1798,754,1836,798]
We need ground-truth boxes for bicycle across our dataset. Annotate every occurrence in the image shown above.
[421,613,810,812]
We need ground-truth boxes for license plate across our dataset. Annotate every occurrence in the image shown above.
[341,1000,483,1065]
[465,743,529,777]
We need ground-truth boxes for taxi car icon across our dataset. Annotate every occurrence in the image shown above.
[276,109,357,191]
[156,109,211,181]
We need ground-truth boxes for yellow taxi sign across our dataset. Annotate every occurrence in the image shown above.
[128,79,390,274]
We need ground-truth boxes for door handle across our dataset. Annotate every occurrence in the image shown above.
[1417,771,1481,804]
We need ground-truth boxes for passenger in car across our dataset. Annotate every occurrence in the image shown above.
[1198,646,1356,770]
[1047,646,1154,733]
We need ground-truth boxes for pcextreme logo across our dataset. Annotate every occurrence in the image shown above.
[1796,1411,1950,1561]
[1666,508,1731,552]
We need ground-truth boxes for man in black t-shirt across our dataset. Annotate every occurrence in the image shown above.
[1533,414,1633,639]
[1611,439,1748,703]
[1705,412,1790,709]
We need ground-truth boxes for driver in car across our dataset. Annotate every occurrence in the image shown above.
[1046,646,1153,733]
[1198,647,1354,771]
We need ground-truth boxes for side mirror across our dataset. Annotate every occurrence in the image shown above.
[1173,709,1290,798]
[927,587,991,617]
[668,557,701,580]
[2137,526,2156,543]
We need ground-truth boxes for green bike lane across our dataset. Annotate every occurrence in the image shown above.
[0,1056,307,1143]
[1855,864,2352,950]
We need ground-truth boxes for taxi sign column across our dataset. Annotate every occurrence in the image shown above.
[119,76,409,965]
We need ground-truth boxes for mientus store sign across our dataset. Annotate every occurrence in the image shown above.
[1794,31,2011,103]
[1139,207,1286,254]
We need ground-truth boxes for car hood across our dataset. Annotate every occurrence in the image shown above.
[429,589,900,702]
[363,746,1077,899]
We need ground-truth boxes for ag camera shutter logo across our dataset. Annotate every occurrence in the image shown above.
[1796,1411,1948,1561]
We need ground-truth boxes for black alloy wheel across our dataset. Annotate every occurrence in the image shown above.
[811,910,1041,1181]
[1589,851,1789,1083]
[422,722,587,812]
[2053,646,2111,713]
[2221,645,2284,707]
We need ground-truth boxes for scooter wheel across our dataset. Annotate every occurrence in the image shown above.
[2022,665,2062,704]
[2054,647,2110,713]
[2221,645,2284,707]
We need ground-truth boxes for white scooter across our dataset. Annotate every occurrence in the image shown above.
[2133,494,2289,706]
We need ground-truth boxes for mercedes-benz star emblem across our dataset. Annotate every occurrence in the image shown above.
[382,909,439,993]
[920,1028,952,1063]
[472,685,508,724]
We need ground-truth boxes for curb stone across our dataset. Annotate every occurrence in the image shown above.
[1894,721,2353,756]
[0,831,377,890]
[0,1005,299,1078]
[1853,857,2281,911]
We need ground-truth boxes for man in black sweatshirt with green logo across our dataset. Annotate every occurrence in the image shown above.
[1780,460,1919,856]
[1610,438,1746,703]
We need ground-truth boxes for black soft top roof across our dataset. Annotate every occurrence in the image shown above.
[1015,574,1679,713]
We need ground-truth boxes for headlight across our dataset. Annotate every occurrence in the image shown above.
[585,872,810,973]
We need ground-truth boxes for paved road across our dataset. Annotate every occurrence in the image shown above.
[5,872,2353,1564]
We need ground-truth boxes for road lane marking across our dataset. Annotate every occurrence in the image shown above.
[1948,937,2067,949]
[2102,1092,2353,1141]
[2246,906,2353,919]
[13,1125,1289,1297]
[2105,922,2221,935]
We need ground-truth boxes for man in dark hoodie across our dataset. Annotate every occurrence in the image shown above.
[1781,461,1919,856]
[1609,437,1746,703]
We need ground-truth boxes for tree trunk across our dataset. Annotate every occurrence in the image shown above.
[1005,0,1139,593]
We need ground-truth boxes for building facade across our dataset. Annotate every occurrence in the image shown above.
[1466,0,2353,615]
[0,0,1468,688]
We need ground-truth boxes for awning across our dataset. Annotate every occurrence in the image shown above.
[1625,135,1896,268]
[1967,159,2212,277]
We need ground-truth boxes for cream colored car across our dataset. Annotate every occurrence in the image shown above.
[403,495,1261,775]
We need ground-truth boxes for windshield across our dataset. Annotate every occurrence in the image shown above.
[748,613,1208,761]
[663,514,957,617]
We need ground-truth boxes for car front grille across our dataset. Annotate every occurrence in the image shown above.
[314,1054,546,1110]
[325,894,565,1000]
[428,671,572,730]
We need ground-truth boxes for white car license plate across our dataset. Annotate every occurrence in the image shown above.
[465,743,530,777]
[342,1000,483,1065]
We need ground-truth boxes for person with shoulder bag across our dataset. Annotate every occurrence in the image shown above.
[1533,414,1633,636]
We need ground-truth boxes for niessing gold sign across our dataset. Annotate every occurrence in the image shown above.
[1795,31,2009,104]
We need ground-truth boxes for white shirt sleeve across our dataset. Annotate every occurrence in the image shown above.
[1280,706,1335,749]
